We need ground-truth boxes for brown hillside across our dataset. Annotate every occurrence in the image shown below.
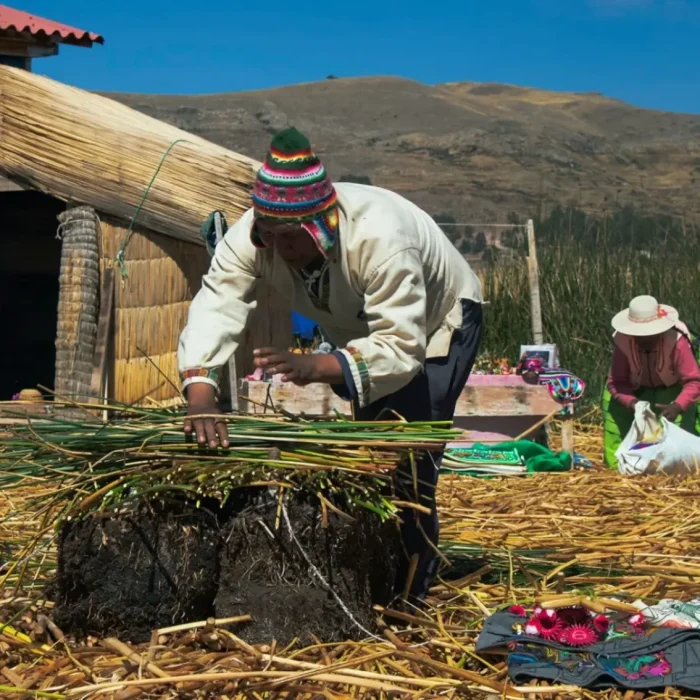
[108,77,700,222]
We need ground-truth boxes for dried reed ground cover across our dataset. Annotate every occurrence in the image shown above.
[2,422,700,698]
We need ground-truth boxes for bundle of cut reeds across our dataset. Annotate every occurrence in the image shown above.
[0,66,259,243]
[0,404,458,522]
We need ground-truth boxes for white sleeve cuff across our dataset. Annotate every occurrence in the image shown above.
[339,347,371,408]
[180,368,221,393]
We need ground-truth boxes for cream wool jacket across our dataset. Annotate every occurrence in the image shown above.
[178,183,483,407]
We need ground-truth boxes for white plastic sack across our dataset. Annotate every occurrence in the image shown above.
[616,400,700,476]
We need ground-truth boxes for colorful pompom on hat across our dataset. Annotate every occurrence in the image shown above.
[251,127,339,257]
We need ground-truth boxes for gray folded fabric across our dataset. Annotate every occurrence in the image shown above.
[477,612,700,691]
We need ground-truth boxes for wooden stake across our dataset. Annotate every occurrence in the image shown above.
[561,411,575,456]
[526,219,543,345]
[89,267,115,420]
[215,212,239,412]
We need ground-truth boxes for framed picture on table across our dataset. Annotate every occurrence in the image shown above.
[518,344,558,369]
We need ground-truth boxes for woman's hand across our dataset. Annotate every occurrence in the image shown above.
[657,402,682,422]
[183,383,230,448]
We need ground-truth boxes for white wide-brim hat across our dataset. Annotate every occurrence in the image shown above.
[612,295,679,336]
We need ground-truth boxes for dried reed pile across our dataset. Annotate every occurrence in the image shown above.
[0,66,259,244]
[0,405,453,519]
[2,421,697,698]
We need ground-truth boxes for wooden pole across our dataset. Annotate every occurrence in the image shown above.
[89,268,115,421]
[561,406,575,456]
[215,212,239,411]
[526,219,551,446]
[527,219,543,345]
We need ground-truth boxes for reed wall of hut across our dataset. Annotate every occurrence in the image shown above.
[98,219,292,406]
[54,206,100,404]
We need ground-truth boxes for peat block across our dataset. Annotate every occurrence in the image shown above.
[215,493,401,645]
[53,502,220,642]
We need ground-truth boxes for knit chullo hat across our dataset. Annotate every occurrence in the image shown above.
[251,127,338,257]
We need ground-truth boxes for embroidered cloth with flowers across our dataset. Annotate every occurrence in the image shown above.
[476,603,700,692]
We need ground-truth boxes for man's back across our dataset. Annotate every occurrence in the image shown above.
[334,182,482,315]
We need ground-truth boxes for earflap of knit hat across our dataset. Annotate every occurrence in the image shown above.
[300,207,339,258]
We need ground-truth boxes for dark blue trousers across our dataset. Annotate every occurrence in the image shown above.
[354,300,483,600]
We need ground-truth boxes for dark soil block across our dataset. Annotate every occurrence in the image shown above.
[215,493,401,645]
[53,502,220,642]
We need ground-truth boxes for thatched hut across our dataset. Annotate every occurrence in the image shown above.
[0,65,291,406]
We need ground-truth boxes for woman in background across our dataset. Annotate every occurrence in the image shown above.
[603,295,700,467]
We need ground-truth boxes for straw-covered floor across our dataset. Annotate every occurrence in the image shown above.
[1,421,698,699]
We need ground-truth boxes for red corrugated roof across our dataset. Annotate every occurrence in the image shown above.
[0,4,103,46]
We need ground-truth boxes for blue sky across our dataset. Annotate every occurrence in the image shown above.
[25,0,700,113]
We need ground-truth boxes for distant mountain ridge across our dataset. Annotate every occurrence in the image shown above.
[108,76,700,222]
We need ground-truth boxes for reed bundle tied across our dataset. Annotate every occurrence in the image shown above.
[0,66,259,243]
[0,404,457,526]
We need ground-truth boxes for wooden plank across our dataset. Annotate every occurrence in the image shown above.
[89,268,115,407]
[0,37,56,58]
[561,414,575,455]
[240,380,559,420]
[455,385,559,418]
[527,219,544,345]
[239,380,351,417]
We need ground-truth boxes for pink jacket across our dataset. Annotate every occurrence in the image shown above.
[607,325,700,412]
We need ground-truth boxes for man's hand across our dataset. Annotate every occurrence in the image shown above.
[253,347,344,386]
[184,383,230,448]
[657,402,682,422]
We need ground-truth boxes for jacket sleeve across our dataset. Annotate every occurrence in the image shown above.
[178,212,260,391]
[607,346,637,410]
[337,247,427,408]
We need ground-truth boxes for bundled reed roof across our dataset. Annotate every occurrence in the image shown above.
[0,66,260,244]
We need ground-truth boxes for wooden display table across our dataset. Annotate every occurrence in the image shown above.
[239,375,560,443]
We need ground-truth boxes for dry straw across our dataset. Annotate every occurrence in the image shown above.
[3,421,700,698]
